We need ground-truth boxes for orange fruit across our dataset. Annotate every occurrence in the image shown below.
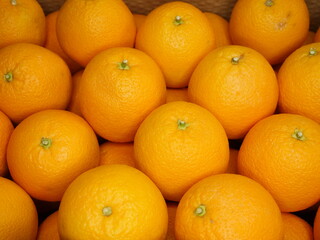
[238,113,320,212]
[133,13,146,31]
[166,88,189,103]
[315,206,320,240]
[204,12,232,47]
[281,212,313,240]
[0,111,14,177]
[166,201,178,240]
[67,69,84,117]
[79,47,166,142]
[315,27,320,42]
[188,45,278,139]
[0,177,38,240]
[175,173,283,240]
[278,43,320,124]
[302,31,316,45]
[229,0,309,65]
[0,0,46,48]
[37,211,60,240]
[58,164,168,239]
[99,141,135,167]
[134,101,229,201]
[135,1,216,88]
[7,109,100,202]
[226,148,239,174]
[56,0,136,66]
[0,43,72,123]
[44,10,82,74]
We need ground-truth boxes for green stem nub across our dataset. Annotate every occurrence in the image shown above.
[174,16,184,25]
[292,129,306,141]
[4,72,13,82]
[102,206,112,216]
[40,137,52,149]
[11,0,17,6]
[265,0,274,7]
[118,59,129,70]
[177,119,189,130]
[194,204,206,217]
[309,48,318,56]
[231,56,241,65]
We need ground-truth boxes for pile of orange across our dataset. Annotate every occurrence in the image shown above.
[0,0,320,239]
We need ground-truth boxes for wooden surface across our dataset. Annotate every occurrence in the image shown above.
[37,0,319,31]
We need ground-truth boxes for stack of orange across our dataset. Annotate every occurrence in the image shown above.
[0,0,320,239]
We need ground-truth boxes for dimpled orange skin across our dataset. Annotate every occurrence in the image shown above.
[58,164,168,240]
[0,43,72,123]
[204,12,232,48]
[134,101,229,202]
[99,141,136,167]
[238,113,320,212]
[67,69,84,117]
[79,47,167,143]
[0,0,46,48]
[135,1,216,88]
[229,0,309,65]
[0,111,14,177]
[56,0,136,67]
[7,109,100,202]
[278,43,320,124]
[0,177,38,240]
[44,11,82,74]
[315,206,320,240]
[281,213,313,240]
[188,45,278,139]
[175,173,283,240]
[37,211,60,240]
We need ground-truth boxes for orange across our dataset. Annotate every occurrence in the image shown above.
[188,45,278,139]
[58,164,168,239]
[175,173,283,240]
[134,101,229,201]
[56,0,136,66]
[315,27,320,42]
[204,12,232,47]
[302,31,316,45]
[226,148,239,174]
[0,111,14,177]
[99,141,135,167]
[278,43,320,124]
[133,13,146,31]
[135,1,216,88]
[281,213,313,240]
[238,113,320,212]
[44,10,82,74]
[7,109,100,202]
[0,0,45,48]
[67,69,84,117]
[0,43,72,123]
[0,177,38,240]
[229,0,309,65]
[79,47,166,142]
[37,211,60,240]
[166,201,178,240]
[166,88,189,103]
[315,206,320,240]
